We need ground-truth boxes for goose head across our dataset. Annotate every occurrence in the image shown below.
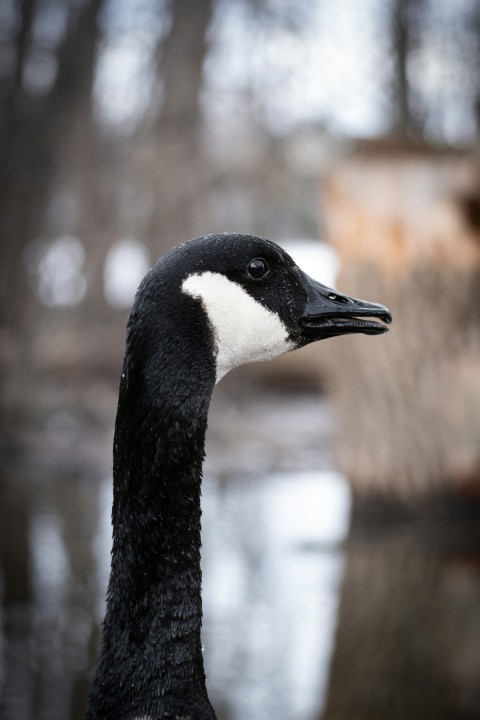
[137,233,391,384]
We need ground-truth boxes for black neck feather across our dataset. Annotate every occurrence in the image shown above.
[86,292,217,720]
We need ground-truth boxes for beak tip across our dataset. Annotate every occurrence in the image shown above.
[383,307,393,325]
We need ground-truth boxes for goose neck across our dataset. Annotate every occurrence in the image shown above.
[87,369,216,718]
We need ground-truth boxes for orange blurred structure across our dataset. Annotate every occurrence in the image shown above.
[322,142,480,511]
[323,142,480,274]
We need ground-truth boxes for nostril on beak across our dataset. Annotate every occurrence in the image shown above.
[328,292,350,304]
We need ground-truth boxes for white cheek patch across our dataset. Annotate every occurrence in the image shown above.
[182,272,294,382]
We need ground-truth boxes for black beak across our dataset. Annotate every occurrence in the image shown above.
[299,271,392,340]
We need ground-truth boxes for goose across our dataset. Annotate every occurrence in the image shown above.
[85,233,391,720]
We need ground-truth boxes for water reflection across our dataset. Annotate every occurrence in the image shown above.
[1,397,480,720]
[322,530,480,720]
[202,470,350,720]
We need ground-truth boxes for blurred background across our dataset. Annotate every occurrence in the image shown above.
[1,0,480,718]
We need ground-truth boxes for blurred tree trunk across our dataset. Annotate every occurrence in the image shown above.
[54,0,109,324]
[0,0,105,413]
[161,0,212,133]
[146,0,214,253]
[390,0,423,139]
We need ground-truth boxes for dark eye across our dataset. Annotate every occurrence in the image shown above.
[247,258,269,279]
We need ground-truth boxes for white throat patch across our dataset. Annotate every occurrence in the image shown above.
[182,272,294,382]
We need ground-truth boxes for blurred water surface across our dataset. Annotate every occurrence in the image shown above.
[0,395,479,720]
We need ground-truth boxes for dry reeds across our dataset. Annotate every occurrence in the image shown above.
[324,263,480,505]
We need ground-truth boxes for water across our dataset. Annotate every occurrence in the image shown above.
[0,395,479,720]
[202,470,350,720]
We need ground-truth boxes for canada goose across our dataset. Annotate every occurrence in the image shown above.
[85,233,391,720]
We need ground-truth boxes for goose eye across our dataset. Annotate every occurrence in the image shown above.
[247,258,269,278]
